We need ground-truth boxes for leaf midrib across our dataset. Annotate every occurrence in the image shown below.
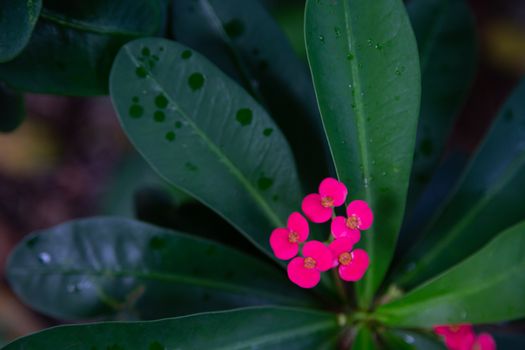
[342,0,374,299]
[39,8,156,37]
[9,267,299,305]
[124,46,283,230]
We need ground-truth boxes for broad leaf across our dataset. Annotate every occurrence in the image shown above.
[110,38,303,257]
[407,0,476,205]
[2,307,339,349]
[0,0,165,95]
[381,330,445,350]
[396,79,525,288]
[305,0,421,307]
[377,221,525,327]
[171,0,329,190]
[0,85,25,133]
[352,326,379,350]
[6,218,317,320]
[0,0,41,62]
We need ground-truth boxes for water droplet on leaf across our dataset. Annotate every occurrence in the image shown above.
[223,19,245,39]
[236,108,253,126]
[188,73,205,91]
[181,50,192,59]
[165,131,176,142]
[155,94,169,109]
[38,252,51,264]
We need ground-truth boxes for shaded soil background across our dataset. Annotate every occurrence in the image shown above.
[1,0,525,345]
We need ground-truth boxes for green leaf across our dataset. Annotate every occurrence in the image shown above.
[407,0,476,204]
[380,330,445,350]
[0,0,164,95]
[110,38,303,258]
[376,221,525,327]
[0,0,42,62]
[1,307,339,349]
[352,326,379,350]
[304,0,421,308]
[171,0,329,190]
[6,217,317,320]
[396,79,525,288]
[0,84,25,133]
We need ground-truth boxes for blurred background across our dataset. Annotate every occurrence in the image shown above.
[1,0,525,346]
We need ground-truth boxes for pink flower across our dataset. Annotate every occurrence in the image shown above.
[302,177,348,223]
[329,237,370,281]
[331,200,373,241]
[459,333,496,350]
[287,241,332,288]
[270,212,309,260]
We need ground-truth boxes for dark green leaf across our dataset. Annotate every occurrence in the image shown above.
[171,0,329,190]
[110,38,303,258]
[0,0,42,62]
[6,218,317,320]
[0,84,25,133]
[377,221,525,327]
[2,307,339,349]
[305,0,421,308]
[381,330,445,350]
[407,0,476,204]
[352,326,379,350]
[397,79,525,288]
[0,0,165,95]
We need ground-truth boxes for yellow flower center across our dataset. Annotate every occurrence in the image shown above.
[288,231,299,243]
[304,257,317,269]
[346,215,360,229]
[338,252,352,266]
[321,196,334,208]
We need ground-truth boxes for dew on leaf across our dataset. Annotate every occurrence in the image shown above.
[38,252,51,264]
[263,128,273,136]
[375,43,384,50]
[185,162,198,172]
[257,176,273,190]
[175,121,182,128]
[346,52,354,60]
[150,236,166,250]
[188,72,205,91]
[181,50,192,59]
[155,94,169,109]
[149,342,165,350]
[142,47,151,56]
[334,26,342,38]
[319,35,325,43]
[165,131,176,142]
[223,19,245,39]
[135,66,147,78]
[395,66,405,76]
[236,108,253,126]
[154,111,166,122]
[272,194,279,202]
[152,55,159,62]
[129,104,144,118]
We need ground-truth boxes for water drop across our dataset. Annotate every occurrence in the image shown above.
[375,43,383,50]
[155,94,168,109]
[319,35,325,43]
[381,171,387,176]
[142,47,151,56]
[185,162,198,172]
[257,176,273,190]
[223,19,245,39]
[367,39,373,47]
[236,108,253,126]
[181,50,192,59]
[129,104,144,119]
[334,26,342,38]
[346,52,354,60]
[272,194,279,202]
[188,72,205,91]
[38,252,51,264]
[135,66,147,78]
[363,177,369,188]
[165,131,176,142]
[263,128,273,136]
[403,335,415,344]
[154,111,166,122]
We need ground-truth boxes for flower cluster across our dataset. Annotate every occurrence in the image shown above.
[269,178,373,288]
[434,324,496,350]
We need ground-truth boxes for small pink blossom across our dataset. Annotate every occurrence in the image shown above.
[331,200,373,241]
[459,333,496,350]
[302,177,347,223]
[434,324,474,350]
[329,237,369,281]
[287,241,332,288]
[270,212,309,260]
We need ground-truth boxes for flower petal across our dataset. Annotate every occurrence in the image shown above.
[329,237,354,256]
[303,240,333,271]
[331,216,361,243]
[269,228,298,260]
[338,249,370,281]
[319,177,347,206]
[287,257,321,288]
[287,212,309,242]
[302,193,333,223]
[475,333,496,350]
[346,200,373,230]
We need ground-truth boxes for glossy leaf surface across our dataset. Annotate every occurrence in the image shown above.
[305,0,421,307]
[352,326,379,350]
[110,38,302,257]
[7,218,316,320]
